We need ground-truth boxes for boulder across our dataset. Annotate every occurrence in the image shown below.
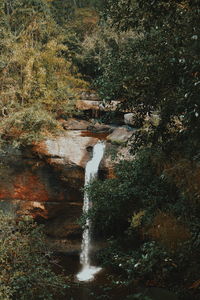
[33,131,98,169]
[87,123,113,134]
[106,127,134,144]
[124,113,136,126]
[76,100,100,111]
[59,118,91,131]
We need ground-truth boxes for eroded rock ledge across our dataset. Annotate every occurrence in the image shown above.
[0,118,135,252]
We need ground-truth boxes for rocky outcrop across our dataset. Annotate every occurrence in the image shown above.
[0,118,135,252]
[76,100,101,111]
[87,123,113,134]
[107,127,135,144]
[0,161,69,217]
[124,113,135,126]
[33,131,100,190]
[0,130,100,248]
[33,131,98,167]
[59,118,91,131]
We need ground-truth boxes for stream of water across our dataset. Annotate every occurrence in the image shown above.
[77,142,105,282]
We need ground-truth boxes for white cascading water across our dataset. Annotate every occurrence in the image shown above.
[77,142,105,282]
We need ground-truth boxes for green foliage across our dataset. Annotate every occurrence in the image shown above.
[87,149,178,236]
[0,10,87,110]
[98,237,199,299]
[77,26,134,80]
[75,1,200,299]
[0,105,59,147]
[50,0,75,25]
[0,0,89,148]
[88,149,200,298]
[81,0,200,157]
[2,0,51,35]
[0,211,67,300]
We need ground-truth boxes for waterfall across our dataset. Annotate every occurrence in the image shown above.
[77,142,105,282]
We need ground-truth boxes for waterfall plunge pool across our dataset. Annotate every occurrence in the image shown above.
[55,252,179,300]
[76,265,102,282]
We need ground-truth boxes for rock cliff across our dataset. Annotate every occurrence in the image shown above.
[0,118,135,252]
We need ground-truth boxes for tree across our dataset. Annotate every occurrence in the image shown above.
[0,0,88,147]
[92,0,200,156]
[49,0,75,25]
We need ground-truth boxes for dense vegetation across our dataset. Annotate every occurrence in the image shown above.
[0,0,96,147]
[0,0,200,299]
[80,1,200,299]
[0,212,66,299]
[88,151,200,299]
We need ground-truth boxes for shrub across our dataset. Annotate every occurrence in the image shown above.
[87,149,179,236]
[0,211,67,300]
[0,105,60,148]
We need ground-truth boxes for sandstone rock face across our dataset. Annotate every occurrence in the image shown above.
[33,131,98,169]
[0,156,84,251]
[107,127,134,144]
[33,131,100,195]
[0,130,100,249]
[0,119,131,252]
[0,161,69,217]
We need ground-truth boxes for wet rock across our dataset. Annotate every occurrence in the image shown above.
[0,170,64,204]
[0,156,84,240]
[46,237,82,254]
[0,200,70,220]
[32,131,100,193]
